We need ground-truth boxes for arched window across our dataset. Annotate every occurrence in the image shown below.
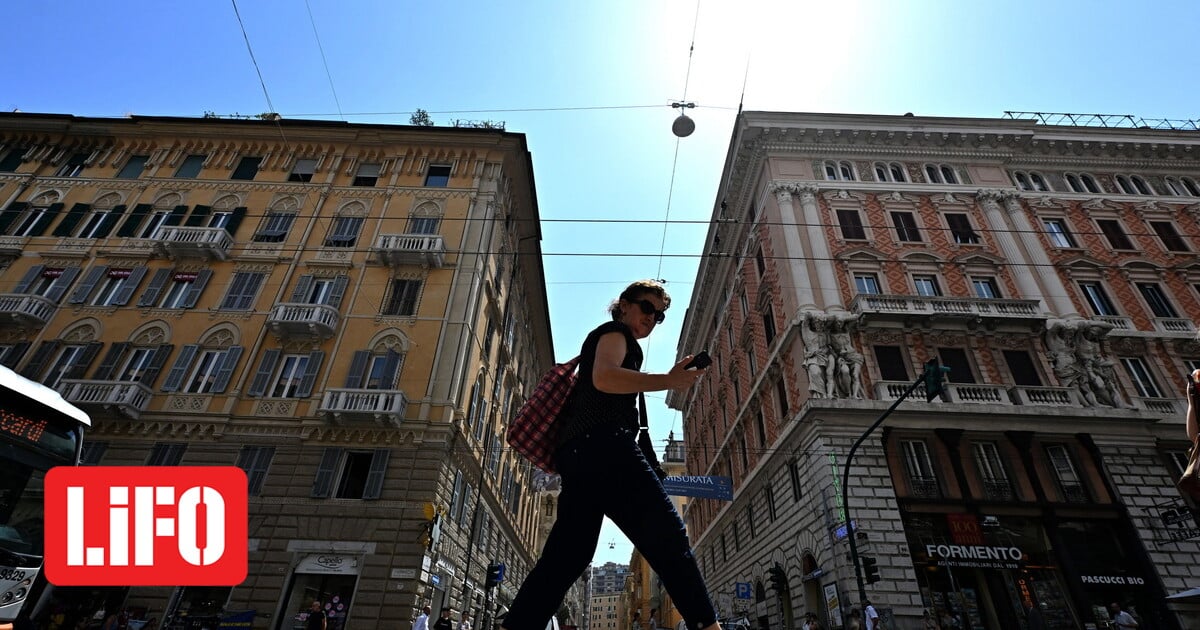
[1131,175,1153,195]
[823,160,856,181]
[890,163,907,182]
[1185,177,1200,197]
[1030,172,1050,191]
[874,163,888,182]
[1013,172,1031,191]
[925,164,941,183]
[1080,174,1100,193]
[941,165,958,184]
[1065,173,1083,193]
[1115,175,1135,195]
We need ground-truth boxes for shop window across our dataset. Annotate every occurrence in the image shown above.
[836,209,867,240]
[937,348,977,384]
[1045,445,1087,503]
[874,346,909,381]
[901,439,940,499]
[1003,350,1043,386]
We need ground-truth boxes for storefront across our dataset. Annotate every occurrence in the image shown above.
[1055,519,1159,630]
[274,554,360,630]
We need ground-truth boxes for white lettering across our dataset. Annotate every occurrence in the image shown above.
[177,486,226,566]
[926,544,1023,562]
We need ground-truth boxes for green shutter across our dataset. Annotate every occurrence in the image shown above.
[52,203,90,237]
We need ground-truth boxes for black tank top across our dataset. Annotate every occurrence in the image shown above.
[555,321,642,445]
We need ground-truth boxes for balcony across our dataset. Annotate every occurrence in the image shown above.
[319,388,408,427]
[0,294,58,328]
[944,383,1009,405]
[154,226,233,261]
[1093,315,1135,333]
[372,233,446,268]
[1008,385,1077,407]
[58,380,153,419]
[267,303,340,340]
[982,479,1015,502]
[1153,317,1197,337]
[909,476,942,499]
[851,294,1044,330]
[0,235,28,257]
[1134,397,1186,415]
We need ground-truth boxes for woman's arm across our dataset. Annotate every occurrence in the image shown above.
[591,332,702,394]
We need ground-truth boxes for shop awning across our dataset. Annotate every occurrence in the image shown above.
[1166,587,1200,600]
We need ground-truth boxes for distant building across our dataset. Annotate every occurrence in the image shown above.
[670,111,1200,630]
[589,592,624,630]
[591,562,631,595]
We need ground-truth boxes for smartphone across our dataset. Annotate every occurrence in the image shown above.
[684,351,712,371]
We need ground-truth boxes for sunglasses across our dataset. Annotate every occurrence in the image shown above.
[631,298,666,324]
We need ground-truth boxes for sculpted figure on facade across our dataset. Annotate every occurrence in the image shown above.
[829,314,866,399]
[801,312,866,399]
[801,312,833,398]
[1045,320,1126,408]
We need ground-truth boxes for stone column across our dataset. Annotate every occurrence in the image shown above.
[795,184,843,310]
[772,185,816,309]
[1001,193,1080,318]
[976,190,1051,314]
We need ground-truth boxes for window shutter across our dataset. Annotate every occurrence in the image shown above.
[68,266,107,304]
[112,267,148,306]
[140,344,174,386]
[328,275,349,307]
[184,205,212,227]
[30,202,64,236]
[224,207,248,237]
[94,205,127,238]
[21,341,59,379]
[297,351,324,398]
[52,203,90,237]
[290,275,313,302]
[162,344,199,392]
[363,449,390,500]
[248,349,280,397]
[93,343,130,380]
[116,204,152,237]
[212,346,242,393]
[0,342,29,369]
[344,351,370,388]
[138,269,172,307]
[66,342,104,379]
[0,202,28,234]
[13,265,44,293]
[162,205,188,227]
[181,269,212,308]
[311,447,342,498]
[45,267,80,303]
[381,349,402,389]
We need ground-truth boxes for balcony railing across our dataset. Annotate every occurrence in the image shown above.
[1093,315,1135,332]
[154,226,233,260]
[1153,317,1197,336]
[58,379,154,419]
[1008,385,1077,407]
[0,293,58,328]
[319,388,408,427]
[851,294,1044,329]
[0,235,28,256]
[909,476,942,499]
[982,479,1015,502]
[267,303,340,340]
[944,383,1009,405]
[372,233,446,268]
[1135,397,1185,415]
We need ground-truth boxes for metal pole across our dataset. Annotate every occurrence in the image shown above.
[842,374,925,605]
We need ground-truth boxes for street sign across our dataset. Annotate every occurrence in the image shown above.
[663,475,733,501]
[734,582,751,599]
[833,520,857,541]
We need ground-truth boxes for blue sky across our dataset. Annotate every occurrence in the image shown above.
[8,0,1198,566]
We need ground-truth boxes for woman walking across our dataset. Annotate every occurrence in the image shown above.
[501,280,719,630]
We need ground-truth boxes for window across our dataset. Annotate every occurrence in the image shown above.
[938,348,977,383]
[384,279,421,316]
[1003,350,1043,386]
[79,441,107,465]
[44,345,88,388]
[873,162,907,183]
[220,272,265,310]
[1164,176,1200,197]
[230,156,262,180]
[971,277,1001,299]
[822,160,856,181]
[924,164,959,184]
[974,442,1013,500]
[424,164,452,187]
[913,275,941,297]
[776,378,789,420]
[15,266,80,302]
[0,147,24,172]
[353,163,380,187]
[1078,282,1117,316]
[115,347,156,382]
[311,448,389,500]
[765,483,777,521]
[1012,171,1049,191]
[343,349,404,390]
[901,440,939,498]
[10,205,52,237]
[236,446,275,496]
[1042,218,1077,248]
[1115,175,1153,196]
[57,152,89,177]
[174,154,206,179]
[787,458,802,502]
[288,159,317,183]
[138,269,211,309]
[253,212,296,243]
[270,354,312,398]
[874,346,909,381]
[945,213,980,244]
[75,207,116,239]
[180,348,240,394]
[324,216,364,247]
[854,274,881,295]
[1137,283,1179,318]
[836,209,867,240]
[1045,445,1086,502]
[408,216,440,234]
[891,211,922,242]
[754,247,766,277]
[81,268,145,307]
[1150,221,1189,252]
[1065,173,1101,194]
[138,210,171,239]
[1121,357,1162,398]
[115,155,149,179]
[147,443,187,466]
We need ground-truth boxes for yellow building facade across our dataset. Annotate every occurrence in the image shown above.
[0,113,556,629]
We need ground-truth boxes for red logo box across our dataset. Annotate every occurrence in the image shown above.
[44,466,247,586]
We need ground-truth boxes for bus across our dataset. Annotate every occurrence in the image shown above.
[0,364,90,626]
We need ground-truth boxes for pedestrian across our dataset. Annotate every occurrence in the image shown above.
[802,612,823,630]
[434,609,454,630]
[862,601,881,630]
[413,606,431,630]
[458,614,472,630]
[846,609,862,630]
[306,601,326,630]
[1109,602,1138,630]
[500,280,716,630]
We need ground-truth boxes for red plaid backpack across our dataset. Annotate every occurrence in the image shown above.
[507,356,580,473]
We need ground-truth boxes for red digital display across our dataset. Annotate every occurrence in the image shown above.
[0,408,48,445]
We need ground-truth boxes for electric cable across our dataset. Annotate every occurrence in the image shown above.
[303,0,345,122]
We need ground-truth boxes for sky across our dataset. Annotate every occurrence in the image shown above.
[7,0,1198,567]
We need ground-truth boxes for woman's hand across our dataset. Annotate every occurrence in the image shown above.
[664,355,706,390]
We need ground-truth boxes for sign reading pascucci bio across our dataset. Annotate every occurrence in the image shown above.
[926,544,1025,569]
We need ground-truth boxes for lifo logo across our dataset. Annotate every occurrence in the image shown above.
[44,466,247,586]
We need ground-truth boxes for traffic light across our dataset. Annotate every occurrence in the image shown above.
[767,563,789,594]
[485,562,505,588]
[861,556,881,585]
[923,358,951,402]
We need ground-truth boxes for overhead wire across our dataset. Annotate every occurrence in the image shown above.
[303,0,345,122]
[229,0,291,152]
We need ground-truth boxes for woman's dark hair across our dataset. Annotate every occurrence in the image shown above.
[609,279,671,321]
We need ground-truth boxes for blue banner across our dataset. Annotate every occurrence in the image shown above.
[219,611,256,628]
[663,475,733,501]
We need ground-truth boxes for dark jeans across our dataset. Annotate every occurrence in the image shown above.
[503,426,717,630]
